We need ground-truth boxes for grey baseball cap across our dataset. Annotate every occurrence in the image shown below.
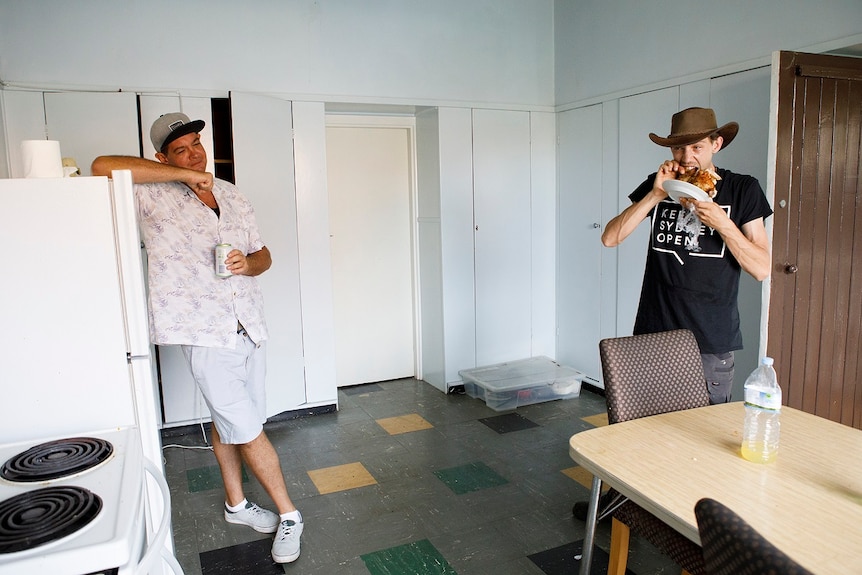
[150,112,205,152]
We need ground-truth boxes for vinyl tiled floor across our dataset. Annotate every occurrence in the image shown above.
[160,378,680,574]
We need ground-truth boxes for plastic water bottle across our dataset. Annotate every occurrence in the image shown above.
[741,357,782,463]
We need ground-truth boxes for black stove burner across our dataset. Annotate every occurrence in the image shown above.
[0,437,113,483]
[0,485,102,553]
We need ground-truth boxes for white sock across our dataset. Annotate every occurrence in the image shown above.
[280,509,302,523]
[226,498,248,513]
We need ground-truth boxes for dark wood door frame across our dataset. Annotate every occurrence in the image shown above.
[769,51,862,428]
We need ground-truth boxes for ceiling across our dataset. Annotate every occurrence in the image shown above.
[827,43,862,58]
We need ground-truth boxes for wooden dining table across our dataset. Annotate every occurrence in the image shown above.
[568,402,862,575]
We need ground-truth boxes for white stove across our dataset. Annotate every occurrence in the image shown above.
[0,427,146,575]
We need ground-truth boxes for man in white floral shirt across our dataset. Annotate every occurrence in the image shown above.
[92,113,303,564]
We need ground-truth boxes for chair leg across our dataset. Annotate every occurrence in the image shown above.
[608,517,630,575]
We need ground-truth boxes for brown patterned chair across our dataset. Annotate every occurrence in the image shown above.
[597,329,710,575]
[695,498,813,575]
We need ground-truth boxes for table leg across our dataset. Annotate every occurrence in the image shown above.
[578,475,602,575]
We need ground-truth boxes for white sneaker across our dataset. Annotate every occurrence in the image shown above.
[271,518,303,563]
[224,501,279,533]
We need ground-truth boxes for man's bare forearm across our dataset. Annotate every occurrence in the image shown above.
[91,156,211,192]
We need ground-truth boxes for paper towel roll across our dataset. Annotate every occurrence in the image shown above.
[21,140,64,178]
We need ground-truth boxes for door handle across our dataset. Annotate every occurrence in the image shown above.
[785,263,799,274]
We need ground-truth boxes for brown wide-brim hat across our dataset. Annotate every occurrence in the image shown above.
[649,107,738,149]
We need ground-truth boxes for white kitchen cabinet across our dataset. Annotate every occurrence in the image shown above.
[44,92,140,176]
[556,70,770,391]
[230,93,309,414]
[530,111,558,360]
[138,95,215,169]
[233,95,337,410]
[417,107,557,389]
[416,107,476,390]
[0,89,138,178]
[157,346,211,425]
[472,108,533,366]
[557,86,699,383]
[1,90,45,178]
[158,94,338,427]
[705,66,771,397]
[137,95,218,427]
[556,103,607,382]
[0,91,7,178]
[616,87,682,334]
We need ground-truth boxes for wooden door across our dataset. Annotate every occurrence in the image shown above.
[769,51,862,427]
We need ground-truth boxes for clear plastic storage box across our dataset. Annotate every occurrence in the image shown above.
[459,356,584,411]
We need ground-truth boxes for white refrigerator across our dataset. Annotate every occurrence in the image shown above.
[0,171,179,574]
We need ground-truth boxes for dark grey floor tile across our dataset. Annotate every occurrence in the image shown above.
[199,538,283,575]
[162,378,679,575]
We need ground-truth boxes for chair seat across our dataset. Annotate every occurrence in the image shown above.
[615,500,706,574]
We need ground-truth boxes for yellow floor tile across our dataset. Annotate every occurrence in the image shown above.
[376,413,434,435]
[582,412,609,427]
[562,466,610,491]
[308,462,378,495]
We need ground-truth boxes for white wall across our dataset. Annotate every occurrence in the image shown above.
[554,0,862,106]
[0,0,554,108]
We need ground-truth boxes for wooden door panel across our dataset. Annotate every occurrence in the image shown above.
[770,51,862,427]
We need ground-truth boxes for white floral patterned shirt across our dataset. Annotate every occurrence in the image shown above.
[134,179,269,348]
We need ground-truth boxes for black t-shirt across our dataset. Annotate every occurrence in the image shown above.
[628,168,773,354]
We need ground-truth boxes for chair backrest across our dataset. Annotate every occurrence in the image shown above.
[599,329,710,424]
[695,498,813,575]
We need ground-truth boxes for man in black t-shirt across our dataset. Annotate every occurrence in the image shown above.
[602,107,773,404]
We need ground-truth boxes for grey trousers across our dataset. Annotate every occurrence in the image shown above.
[701,352,735,404]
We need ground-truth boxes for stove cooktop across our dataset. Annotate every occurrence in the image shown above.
[0,427,145,575]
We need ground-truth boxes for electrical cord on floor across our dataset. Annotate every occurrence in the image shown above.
[161,391,213,456]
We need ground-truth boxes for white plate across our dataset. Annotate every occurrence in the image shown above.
[663,179,711,203]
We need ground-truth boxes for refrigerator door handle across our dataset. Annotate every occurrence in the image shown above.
[110,170,151,358]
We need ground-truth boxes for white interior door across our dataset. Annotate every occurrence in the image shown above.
[326,119,416,387]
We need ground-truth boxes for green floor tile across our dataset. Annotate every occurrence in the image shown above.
[433,461,508,495]
[187,465,249,493]
[361,539,457,575]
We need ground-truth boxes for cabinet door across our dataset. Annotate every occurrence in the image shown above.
[709,66,770,397]
[1,90,46,178]
[557,104,605,381]
[158,345,211,426]
[44,91,139,176]
[138,97,216,426]
[138,95,215,170]
[617,87,681,334]
[230,93,324,412]
[472,109,532,366]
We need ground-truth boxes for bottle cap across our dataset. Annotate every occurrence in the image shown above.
[762,357,774,366]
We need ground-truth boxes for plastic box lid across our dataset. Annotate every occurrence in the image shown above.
[459,356,584,392]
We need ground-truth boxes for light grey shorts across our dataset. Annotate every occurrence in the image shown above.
[181,332,267,445]
[701,351,735,405]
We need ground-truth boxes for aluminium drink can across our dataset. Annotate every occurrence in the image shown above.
[215,243,232,278]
